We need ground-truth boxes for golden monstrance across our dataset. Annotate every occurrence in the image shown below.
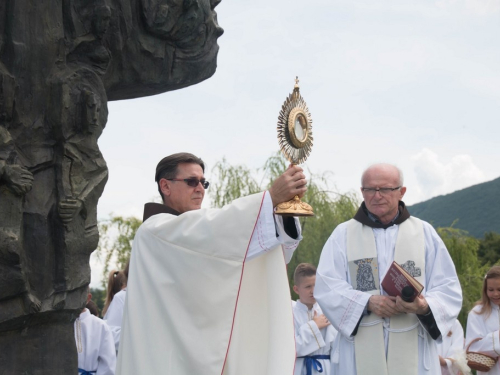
[275,77,314,217]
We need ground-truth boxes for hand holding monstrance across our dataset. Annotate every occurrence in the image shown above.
[274,77,314,217]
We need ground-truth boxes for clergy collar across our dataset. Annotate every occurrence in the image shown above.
[295,299,317,312]
[353,201,410,229]
[143,202,181,222]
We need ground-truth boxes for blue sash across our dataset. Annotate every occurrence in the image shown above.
[78,369,96,375]
[298,355,330,375]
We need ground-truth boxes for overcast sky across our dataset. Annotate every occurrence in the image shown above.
[90,0,500,287]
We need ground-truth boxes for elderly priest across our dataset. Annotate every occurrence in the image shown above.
[116,152,306,375]
[315,163,462,375]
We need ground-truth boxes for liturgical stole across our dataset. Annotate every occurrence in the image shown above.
[347,217,425,375]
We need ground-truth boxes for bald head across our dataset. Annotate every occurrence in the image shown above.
[360,164,406,225]
[361,164,404,187]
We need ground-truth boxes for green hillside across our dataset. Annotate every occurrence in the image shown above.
[408,177,500,238]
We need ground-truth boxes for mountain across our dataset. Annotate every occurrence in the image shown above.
[408,177,500,238]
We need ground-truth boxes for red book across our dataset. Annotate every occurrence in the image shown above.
[381,261,424,302]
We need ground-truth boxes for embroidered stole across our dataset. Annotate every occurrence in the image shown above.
[347,217,425,375]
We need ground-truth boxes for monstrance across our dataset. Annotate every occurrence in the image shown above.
[275,77,314,217]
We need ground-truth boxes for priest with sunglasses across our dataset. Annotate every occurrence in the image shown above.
[117,152,307,375]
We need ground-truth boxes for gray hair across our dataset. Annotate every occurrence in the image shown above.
[361,163,404,187]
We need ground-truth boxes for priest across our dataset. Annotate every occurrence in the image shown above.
[116,152,306,375]
[314,163,462,375]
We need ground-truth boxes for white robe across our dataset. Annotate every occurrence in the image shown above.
[293,301,337,375]
[103,289,126,352]
[436,319,467,375]
[315,219,462,375]
[465,304,500,375]
[116,192,301,375]
[74,309,116,375]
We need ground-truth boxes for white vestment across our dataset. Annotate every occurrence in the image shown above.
[315,219,462,375]
[116,192,301,375]
[74,309,116,375]
[465,304,500,375]
[436,319,467,375]
[293,301,337,375]
[103,289,126,352]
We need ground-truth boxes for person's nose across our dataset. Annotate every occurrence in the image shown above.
[194,182,203,192]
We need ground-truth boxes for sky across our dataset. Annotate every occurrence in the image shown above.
[90,0,500,287]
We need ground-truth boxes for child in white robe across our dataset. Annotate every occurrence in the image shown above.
[75,291,116,375]
[293,263,337,375]
[103,268,127,352]
[436,319,470,375]
[465,265,500,375]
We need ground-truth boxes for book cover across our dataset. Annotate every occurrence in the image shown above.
[381,261,424,302]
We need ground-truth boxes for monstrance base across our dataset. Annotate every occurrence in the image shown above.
[274,195,314,217]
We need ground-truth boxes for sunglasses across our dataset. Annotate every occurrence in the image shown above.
[167,178,210,189]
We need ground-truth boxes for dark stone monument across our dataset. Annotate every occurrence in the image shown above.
[0,0,223,372]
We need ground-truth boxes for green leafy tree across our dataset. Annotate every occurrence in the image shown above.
[97,215,141,287]
[478,232,500,265]
[90,287,106,315]
[210,157,262,208]
[437,227,488,328]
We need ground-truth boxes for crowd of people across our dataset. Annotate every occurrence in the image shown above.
[73,153,500,375]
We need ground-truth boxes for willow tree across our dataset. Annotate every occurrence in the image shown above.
[210,153,359,297]
[97,215,141,287]
[437,227,488,327]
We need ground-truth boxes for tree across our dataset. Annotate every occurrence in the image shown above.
[210,157,262,208]
[209,152,359,298]
[478,232,500,266]
[97,215,141,287]
[437,227,488,327]
[90,287,106,315]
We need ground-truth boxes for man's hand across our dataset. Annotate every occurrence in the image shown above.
[58,198,83,224]
[395,294,430,315]
[368,295,401,318]
[312,311,330,329]
[268,165,307,208]
[3,165,34,195]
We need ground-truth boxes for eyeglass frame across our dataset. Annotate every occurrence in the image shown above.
[361,186,401,195]
[166,178,210,189]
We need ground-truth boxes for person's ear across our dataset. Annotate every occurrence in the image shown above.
[293,285,299,295]
[400,186,407,199]
[159,178,171,197]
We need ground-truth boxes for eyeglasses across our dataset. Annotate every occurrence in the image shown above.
[361,186,401,196]
[167,178,210,189]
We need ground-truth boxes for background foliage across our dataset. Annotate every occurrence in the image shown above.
[437,227,489,328]
[97,215,141,288]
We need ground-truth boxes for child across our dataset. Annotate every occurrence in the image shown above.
[293,263,337,375]
[102,269,127,317]
[75,288,116,375]
[465,265,500,375]
[103,268,127,353]
[436,319,470,375]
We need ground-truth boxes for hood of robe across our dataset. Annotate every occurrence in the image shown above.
[353,201,410,229]
[143,202,181,221]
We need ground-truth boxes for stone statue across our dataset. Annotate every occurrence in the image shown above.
[0,0,223,372]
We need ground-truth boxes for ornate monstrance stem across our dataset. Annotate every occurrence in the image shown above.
[274,77,314,217]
